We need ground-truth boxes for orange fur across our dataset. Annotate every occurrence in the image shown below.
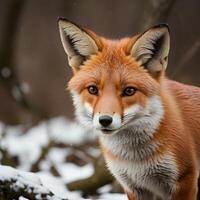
[59,20,200,199]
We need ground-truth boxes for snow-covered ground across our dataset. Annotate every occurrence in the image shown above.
[0,117,127,200]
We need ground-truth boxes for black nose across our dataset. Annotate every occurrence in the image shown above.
[99,115,113,127]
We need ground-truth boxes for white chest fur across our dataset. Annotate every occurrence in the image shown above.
[105,153,178,199]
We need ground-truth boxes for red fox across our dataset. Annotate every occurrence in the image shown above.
[58,18,200,200]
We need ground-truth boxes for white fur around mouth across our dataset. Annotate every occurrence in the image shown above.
[95,127,117,134]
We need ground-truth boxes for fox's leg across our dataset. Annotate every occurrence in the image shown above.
[134,188,155,200]
[125,190,136,200]
[172,172,198,200]
[125,188,154,200]
[197,175,200,199]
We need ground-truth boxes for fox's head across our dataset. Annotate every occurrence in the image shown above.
[58,18,170,135]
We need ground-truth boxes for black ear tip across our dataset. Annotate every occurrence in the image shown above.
[158,23,169,30]
[57,16,64,22]
[153,23,170,32]
[57,17,67,24]
[57,17,82,29]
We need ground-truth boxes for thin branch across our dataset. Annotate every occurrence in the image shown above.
[0,0,48,121]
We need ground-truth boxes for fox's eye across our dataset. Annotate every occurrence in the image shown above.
[87,85,98,95]
[122,87,136,96]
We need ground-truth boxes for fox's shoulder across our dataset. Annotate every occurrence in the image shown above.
[166,79,200,101]
[166,79,200,131]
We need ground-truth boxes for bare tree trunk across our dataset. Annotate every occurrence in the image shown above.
[0,0,48,124]
[0,0,26,100]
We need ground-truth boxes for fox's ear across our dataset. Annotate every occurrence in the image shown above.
[130,24,170,75]
[58,18,99,70]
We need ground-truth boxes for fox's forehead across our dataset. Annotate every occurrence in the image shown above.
[68,55,159,97]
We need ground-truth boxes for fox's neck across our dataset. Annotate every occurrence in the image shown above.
[99,128,158,161]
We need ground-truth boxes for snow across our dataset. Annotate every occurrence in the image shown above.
[1,123,49,170]
[37,171,83,200]
[0,165,50,194]
[20,82,30,94]
[19,197,29,200]
[57,163,94,183]
[11,85,23,102]
[47,117,95,145]
[97,184,112,194]
[1,67,11,78]
[0,117,126,199]
[99,194,127,200]
[1,117,94,170]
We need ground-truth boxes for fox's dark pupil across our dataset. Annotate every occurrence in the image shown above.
[124,87,135,96]
[88,86,98,95]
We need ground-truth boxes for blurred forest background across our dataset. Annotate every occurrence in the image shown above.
[0,0,200,199]
[0,0,200,125]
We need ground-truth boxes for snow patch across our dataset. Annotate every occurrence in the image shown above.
[58,163,94,183]
[0,165,50,194]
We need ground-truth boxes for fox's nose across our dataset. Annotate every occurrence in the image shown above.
[99,115,113,127]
